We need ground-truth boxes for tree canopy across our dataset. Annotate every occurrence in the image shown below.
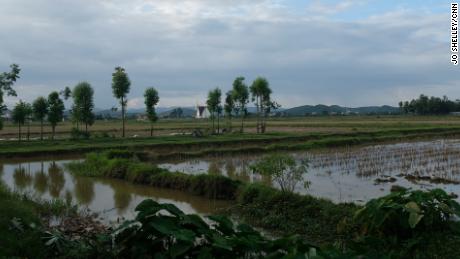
[72,82,95,132]
[144,87,160,136]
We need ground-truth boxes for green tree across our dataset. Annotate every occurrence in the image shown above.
[32,96,48,140]
[72,82,95,133]
[250,77,276,133]
[224,90,235,132]
[47,91,65,140]
[144,87,160,137]
[60,86,72,100]
[250,153,310,193]
[12,100,28,141]
[231,76,249,133]
[112,67,131,138]
[0,64,20,130]
[207,88,222,134]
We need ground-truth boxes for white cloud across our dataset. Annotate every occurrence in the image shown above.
[0,1,458,109]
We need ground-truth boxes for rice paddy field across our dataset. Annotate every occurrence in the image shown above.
[3,115,460,139]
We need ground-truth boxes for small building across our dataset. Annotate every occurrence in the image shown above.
[195,105,210,119]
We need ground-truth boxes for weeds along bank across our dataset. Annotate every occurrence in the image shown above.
[3,126,460,159]
[61,150,460,258]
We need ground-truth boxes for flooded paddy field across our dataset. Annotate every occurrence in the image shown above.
[159,138,460,203]
[0,159,230,224]
[3,138,460,223]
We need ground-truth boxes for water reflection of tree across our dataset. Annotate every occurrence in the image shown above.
[74,177,95,205]
[111,183,132,214]
[208,160,223,175]
[33,162,48,194]
[48,162,65,198]
[225,159,236,179]
[13,164,33,190]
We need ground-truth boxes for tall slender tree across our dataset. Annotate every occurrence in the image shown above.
[144,87,160,137]
[207,88,222,134]
[0,64,20,130]
[224,90,235,132]
[250,77,272,133]
[12,100,28,141]
[231,77,249,133]
[33,96,48,140]
[112,67,131,138]
[24,103,32,141]
[47,91,65,140]
[72,82,95,133]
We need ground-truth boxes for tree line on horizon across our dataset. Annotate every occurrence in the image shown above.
[0,64,278,141]
[399,94,460,115]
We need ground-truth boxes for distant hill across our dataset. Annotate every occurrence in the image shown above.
[282,104,399,116]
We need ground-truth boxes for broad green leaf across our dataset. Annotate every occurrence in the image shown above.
[408,212,424,228]
[405,201,421,213]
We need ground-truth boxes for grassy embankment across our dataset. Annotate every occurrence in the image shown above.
[65,150,460,258]
[3,125,460,159]
[0,183,76,257]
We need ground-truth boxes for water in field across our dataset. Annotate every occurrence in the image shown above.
[0,159,230,224]
[159,139,460,203]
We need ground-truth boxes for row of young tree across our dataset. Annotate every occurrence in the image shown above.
[206,76,278,134]
[0,64,160,140]
[398,94,460,115]
[1,64,277,140]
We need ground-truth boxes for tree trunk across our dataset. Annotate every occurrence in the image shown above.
[18,124,21,142]
[121,97,125,138]
[212,113,215,134]
[85,122,88,133]
[52,125,55,140]
[40,119,43,140]
[217,113,220,134]
[27,119,30,141]
[256,97,260,133]
[150,123,153,137]
[240,111,244,133]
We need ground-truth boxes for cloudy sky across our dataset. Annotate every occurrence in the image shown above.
[1,0,458,109]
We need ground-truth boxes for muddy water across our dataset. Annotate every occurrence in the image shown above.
[159,139,460,204]
[0,159,230,224]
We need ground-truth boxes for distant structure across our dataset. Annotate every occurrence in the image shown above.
[195,104,210,119]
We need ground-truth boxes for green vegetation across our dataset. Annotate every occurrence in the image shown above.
[232,76,250,132]
[144,87,160,137]
[111,66,131,138]
[64,151,460,257]
[250,153,310,193]
[0,182,78,258]
[399,94,460,115]
[32,96,48,140]
[207,87,222,134]
[2,125,460,159]
[71,81,95,133]
[12,100,30,141]
[47,91,65,140]
[67,150,241,200]
[0,64,20,130]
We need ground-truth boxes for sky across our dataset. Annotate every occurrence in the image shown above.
[0,0,458,109]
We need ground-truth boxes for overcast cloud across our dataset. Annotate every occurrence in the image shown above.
[0,0,458,109]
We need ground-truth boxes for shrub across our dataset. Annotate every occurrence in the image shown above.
[70,127,90,140]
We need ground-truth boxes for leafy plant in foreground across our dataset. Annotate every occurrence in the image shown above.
[353,188,460,256]
[114,199,319,258]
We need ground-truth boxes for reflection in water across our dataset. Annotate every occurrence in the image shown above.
[159,139,460,204]
[74,176,95,205]
[34,168,49,194]
[48,162,65,198]
[111,182,132,214]
[0,159,231,223]
[13,166,33,190]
